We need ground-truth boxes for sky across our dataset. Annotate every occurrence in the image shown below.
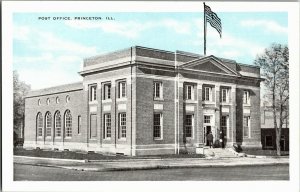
[13,12,288,89]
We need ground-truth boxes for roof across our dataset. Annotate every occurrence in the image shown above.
[25,82,83,98]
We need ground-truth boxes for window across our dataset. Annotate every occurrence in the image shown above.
[204,115,211,124]
[221,116,228,137]
[185,85,194,100]
[104,114,111,139]
[243,116,250,138]
[46,98,50,105]
[153,113,162,139]
[153,82,163,99]
[118,113,126,139]
[90,114,97,138]
[66,95,70,103]
[45,112,52,137]
[65,110,72,137]
[38,99,41,106]
[54,111,61,137]
[221,89,229,103]
[90,84,97,101]
[204,87,212,101]
[185,115,193,138]
[78,115,81,134]
[103,83,111,100]
[118,81,126,98]
[56,97,60,104]
[265,135,273,147]
[243,91,250,104]
[37,113,43,137]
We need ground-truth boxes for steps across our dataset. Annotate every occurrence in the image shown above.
[204,148,239,158]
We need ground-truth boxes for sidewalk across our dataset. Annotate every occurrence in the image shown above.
[14,155,289,172]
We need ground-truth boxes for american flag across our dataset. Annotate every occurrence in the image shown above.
[204,4,222,38]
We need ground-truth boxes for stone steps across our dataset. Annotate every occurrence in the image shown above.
[204,148,238,158]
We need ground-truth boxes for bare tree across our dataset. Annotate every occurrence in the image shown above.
[254,43,289,156]
[13,70,31,141]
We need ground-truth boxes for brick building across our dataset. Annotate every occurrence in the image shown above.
[24,46,263,156]
[261,106,289,151]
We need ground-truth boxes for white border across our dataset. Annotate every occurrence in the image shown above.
[2,1,299,192]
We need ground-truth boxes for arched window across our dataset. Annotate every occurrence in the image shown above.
[54,111,61,137]
[45,112,52,137]
[46,98,50,105]
[65,110,72,137]
[37,113,43,137]
[66,95,70,103]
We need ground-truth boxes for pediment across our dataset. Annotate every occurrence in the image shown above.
[179,56,239,76]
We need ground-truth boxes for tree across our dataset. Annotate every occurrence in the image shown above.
[13,70,31,140]
[254,43,289,156]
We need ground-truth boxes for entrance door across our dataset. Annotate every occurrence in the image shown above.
[280,136,285,151]
[205,126,211,146]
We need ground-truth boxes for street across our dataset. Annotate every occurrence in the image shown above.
[14,163,289,181]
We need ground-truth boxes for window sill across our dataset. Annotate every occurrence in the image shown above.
[45,136,52,139]
[154,98,164,101]
[154,137,163,140]
[65,137,72,139]
[220,102,231,105]
[117,98,127,102]
[243,103,251,107]
[89,101,98,105]
[118,138,126,141]
[103,138,111,141]
[203,101,215,105]
[55,136,62,139]
[185,100,197,104]
[102,99,112,103]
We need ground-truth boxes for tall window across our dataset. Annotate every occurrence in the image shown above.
[265,135,273,148]
[37,113,43,137]
[45,112,52,137]
[204,115,211,124]
[153,82,163,99]
[78,115,81,134]
[221,89,229,103]
[118,81,126,98]
[90,84,97,101]
[243,116,250,138]
[185,85,194,100]
[221,116,228,137]
[118,113,126,139]
[103,83,111,100]
[243,91,250,104]
[185,115,193,137]
[104,114,111,139]
[153,113,162,139]
[65,110,72,137]
[204,87,212,101]
[54,111,61,137]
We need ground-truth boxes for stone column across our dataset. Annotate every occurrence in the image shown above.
[178,81,184,151]
[231,85,237,144]
[98,82,102,147]
[196,83,203,145]
[215,84,221,141]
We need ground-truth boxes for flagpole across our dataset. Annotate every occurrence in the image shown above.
[203,2,207,56]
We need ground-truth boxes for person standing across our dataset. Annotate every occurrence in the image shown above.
[220,131,224,149]
[207,131,213,148]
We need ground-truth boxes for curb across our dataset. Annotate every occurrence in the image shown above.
[14,155,86,163]
[14,161,289,172]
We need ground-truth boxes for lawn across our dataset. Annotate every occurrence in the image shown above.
[14,148,205,160]
[243,149,289,156]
